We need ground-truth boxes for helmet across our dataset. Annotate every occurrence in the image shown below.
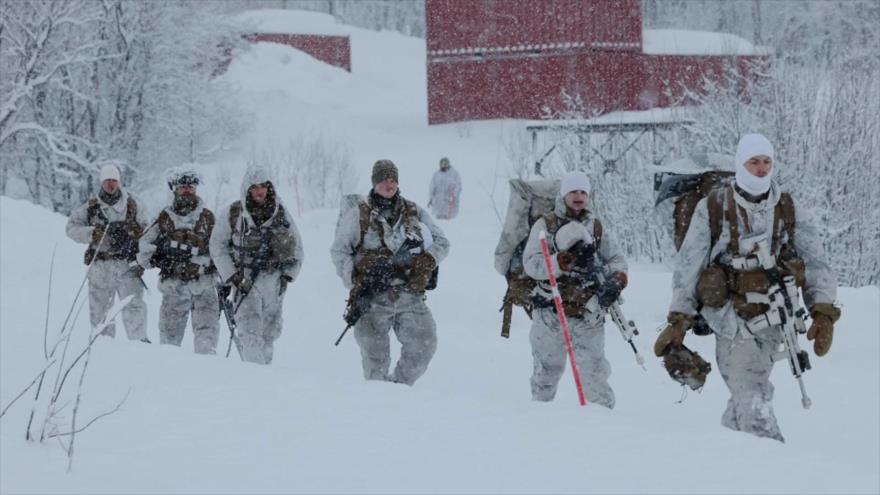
[167,168,201,190]
[439,157,450,169]
[662,344,712,391]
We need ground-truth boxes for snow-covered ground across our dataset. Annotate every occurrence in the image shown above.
[1,11,878,494]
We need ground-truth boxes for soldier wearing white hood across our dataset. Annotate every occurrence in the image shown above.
[428,157,462,219]
[521,171,628,408]
[137,169,219,354]
[330,159,450,385]
[65,164,149,342]
[210,166,303,364]
[654,133,840,442]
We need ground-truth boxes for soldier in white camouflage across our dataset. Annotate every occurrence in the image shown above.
[137,169,219,354]
[330,159,450,385]
[655,133,840,442]
[65,164,149,342]
[521,171,628,408]
[210,166,303,365]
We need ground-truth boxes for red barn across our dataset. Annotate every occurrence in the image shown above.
[426,0,768,124]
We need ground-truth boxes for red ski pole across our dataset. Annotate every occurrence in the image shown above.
[538,230,587,406]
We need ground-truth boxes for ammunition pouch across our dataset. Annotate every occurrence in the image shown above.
[730,269,771,319]
[696,265,729,308]
[556,276,596,318]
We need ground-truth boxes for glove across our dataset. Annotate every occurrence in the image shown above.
[228,272,253,294]
[127,261,145,278]
[807,303,840,357]
[91,225,105,244]
[557,251,575,272]
[554,222,591,251]
[654,312,695,357]
[596,272,627,309]
[407,252,437,292]
[568,240,596,272]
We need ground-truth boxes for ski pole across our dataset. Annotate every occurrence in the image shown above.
[538,231,586,406]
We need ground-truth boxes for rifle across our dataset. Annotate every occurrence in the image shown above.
[737,241,813,409]
[217,283,239,358]
[585,273,647,370]
[335,234,424,345]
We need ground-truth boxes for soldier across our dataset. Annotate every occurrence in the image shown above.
[428,157,462,220]
[137,169,219,354]
[210,166,303,365]
[65,164,149,342]
[521,171,628,407]
[330,159,450,385]
[654,133,840,442]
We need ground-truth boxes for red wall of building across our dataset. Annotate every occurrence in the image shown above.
[426,0,642,53]
[246,33,351,72]
[426,0,767,124]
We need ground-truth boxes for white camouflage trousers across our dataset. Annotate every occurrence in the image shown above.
[233,271,286,365]
[158,276,219,354]
[88,259,147,340]
[716,326,785,442]
[530,307,614,408]
[353,291,437,385]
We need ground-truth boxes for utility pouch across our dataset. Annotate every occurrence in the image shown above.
[732,294,770,320]
[696,265,729,308]
[558,277,592,318]
[733,269,770,294]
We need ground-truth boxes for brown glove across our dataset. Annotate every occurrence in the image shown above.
[654,312,695,357]
[557,251,575,272]
[807,303,840,357]
[407,252,437,292]
[91,225,105,244]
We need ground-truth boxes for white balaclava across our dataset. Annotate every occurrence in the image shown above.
[734,133,775,195]
[559,171,591,197]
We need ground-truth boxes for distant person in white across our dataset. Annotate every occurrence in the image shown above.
[65,164,149,342]
[655,133,840,442]
[427,157,462,220]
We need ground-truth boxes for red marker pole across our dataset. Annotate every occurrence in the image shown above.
[538,231,586,406]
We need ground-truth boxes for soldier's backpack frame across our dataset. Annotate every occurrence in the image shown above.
[494,178,561,338]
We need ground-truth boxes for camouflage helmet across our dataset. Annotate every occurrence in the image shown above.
[662,344,712,391]
[167,167,201,190]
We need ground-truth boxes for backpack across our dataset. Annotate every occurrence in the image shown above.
[653,153,736,251]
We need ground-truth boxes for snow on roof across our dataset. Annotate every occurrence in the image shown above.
[524,107,697,129]
[642,29,771,56]
[231,9,352,36]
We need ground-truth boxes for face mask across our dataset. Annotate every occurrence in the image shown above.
[735,163,772,196]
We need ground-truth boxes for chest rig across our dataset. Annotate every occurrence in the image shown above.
[698,185,804,319]
[352,198,437,292]
[535,213,604,318]
[228,201,294,275]
[153,206,215,281]
[84,196,141,264]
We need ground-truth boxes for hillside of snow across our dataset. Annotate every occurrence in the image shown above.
[2,10,878,494]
